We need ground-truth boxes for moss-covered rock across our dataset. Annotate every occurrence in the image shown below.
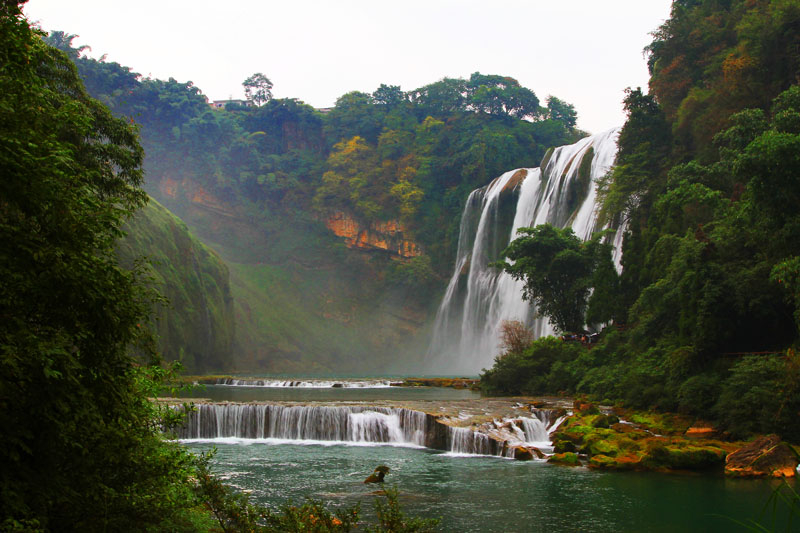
[643,440,727,470]
[725,435,799,478]
[551,408,737,473]
[547,452,581,466]
[553,440,576,453]
[512,446,534,461]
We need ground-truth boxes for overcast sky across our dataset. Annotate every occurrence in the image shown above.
[24,0,673,134]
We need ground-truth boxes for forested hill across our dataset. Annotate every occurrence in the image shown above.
[46,30,583,372]
[483,0,800,441]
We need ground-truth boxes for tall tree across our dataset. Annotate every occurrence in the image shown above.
[243,72,273,105]
[495,225,617,333]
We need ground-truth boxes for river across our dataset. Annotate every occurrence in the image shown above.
[174,381,795,532]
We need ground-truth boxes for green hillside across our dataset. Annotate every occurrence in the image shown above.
[45,31,582,371]
[116,199,234,372]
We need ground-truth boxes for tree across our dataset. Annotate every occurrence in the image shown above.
[468,72,541,119]
[372,83,406,107]
[0,4,203,529]
[498,320,535,355]
[243,72,273,105]
[495,224,617,333]
[546,96,577,129]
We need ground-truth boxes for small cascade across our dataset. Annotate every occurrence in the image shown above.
[214,378,400,388]
[519,417,550,443]
[177,404,428,446]
[428,128,622,374]
[447,426,497,455]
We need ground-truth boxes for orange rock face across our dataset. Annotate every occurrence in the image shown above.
[160,177,180,198]
[325,212,422,259]
[157,177,235,217]
[725,435,799,478]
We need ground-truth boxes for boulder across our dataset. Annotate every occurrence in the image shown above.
[573,401,600,415]
[553,440,576,453]
[512,446,534,461]
[547,452,581,466]
[725,435,799,478]
[643,440,727,470]
[529,446,546,459]
[588,454,617,469]
[364,465,390,483]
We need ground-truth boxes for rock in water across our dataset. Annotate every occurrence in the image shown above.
[364,465,390,483]
[512,446,534,461]
[511,446,544,460]
[725,435,799,478]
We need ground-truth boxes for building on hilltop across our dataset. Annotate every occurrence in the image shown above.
[209,99,252,109]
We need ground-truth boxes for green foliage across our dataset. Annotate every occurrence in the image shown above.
[243,72,273,106]
[387,256,436,288]
[364,487,439,533]
[0,7,221,528]
[496,224,619,333]
[480,336,583,395]
[45,33,580,300]
[117,199,236,372]
[546,96,578,130]
[714,352,800,441]
[567,1,800,441]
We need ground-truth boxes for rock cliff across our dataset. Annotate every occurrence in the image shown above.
[325,211,422,259]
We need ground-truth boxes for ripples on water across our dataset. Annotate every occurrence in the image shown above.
[176,384,794,532]
[184,439,792,533]
[175,383,481,402]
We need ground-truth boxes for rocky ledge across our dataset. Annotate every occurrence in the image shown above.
[548,402,799,476]
[324,211,421,259]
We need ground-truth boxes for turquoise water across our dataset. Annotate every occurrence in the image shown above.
[174,383,481,402]
[177,384,796,532]
[185,439,794,532]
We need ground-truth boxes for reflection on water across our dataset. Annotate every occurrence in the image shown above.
[186,440,794,533]
[169,384,481,402]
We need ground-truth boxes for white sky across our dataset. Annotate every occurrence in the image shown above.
[24,0,672,134]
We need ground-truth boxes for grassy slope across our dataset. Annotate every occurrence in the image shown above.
[150,191,434,374]
[117,198,235,372]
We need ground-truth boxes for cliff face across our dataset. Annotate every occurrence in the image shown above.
[158,176,235,218]
[117,199,235,372]
[325,211,422,259]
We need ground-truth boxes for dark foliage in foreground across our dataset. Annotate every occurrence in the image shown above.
[0,2,441,530]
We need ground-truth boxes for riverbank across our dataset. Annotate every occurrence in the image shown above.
[549,401,800,478]
[165,388,800,478]
[167,387,799,532]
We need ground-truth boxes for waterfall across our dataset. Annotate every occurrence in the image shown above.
[177,404,430,446]
[173,403,567,457]
[519,417,549,443]
[447,426,497,456]
[428,128,621,374]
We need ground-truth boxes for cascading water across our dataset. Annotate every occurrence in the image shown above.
[174,403,564,457]
[177,404,430,446]
[428,128,621,374]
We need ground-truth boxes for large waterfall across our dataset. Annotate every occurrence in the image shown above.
[428,128,621,374]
